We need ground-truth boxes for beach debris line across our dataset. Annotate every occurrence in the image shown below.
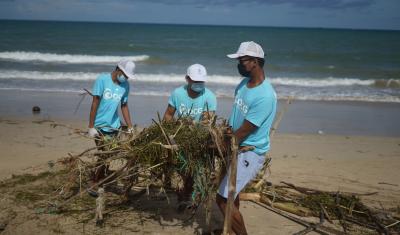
[3,168,398,234]
[241,181,400,234]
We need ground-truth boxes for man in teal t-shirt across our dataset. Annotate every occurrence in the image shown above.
[88,59,135,136]
[163,64,217,122]
[216,41,277,235]
[229,77,277,155]
[88,59,136,182]
[91,73,130,132]
[163,64,217,209]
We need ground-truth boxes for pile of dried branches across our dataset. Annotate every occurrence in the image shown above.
[56,115,230,213]
[241,181,400,234]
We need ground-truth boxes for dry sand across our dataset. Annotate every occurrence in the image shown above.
[0,117,399,234]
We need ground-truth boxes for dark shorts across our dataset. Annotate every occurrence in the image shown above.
[95,129,119,150]
[99,129,118,137]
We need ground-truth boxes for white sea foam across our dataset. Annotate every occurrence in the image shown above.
[132,91,171,97]
[0,51,149,64]
[0,69,380,87]
[1,86,398,103]
[0,70,233,83]
[272,77,375,87]
[281,95,400,103]
[1,69,399,103]
[0,70,99,80]
[0,87,400,103]
[0,87,82,93]
[0,87,169,97]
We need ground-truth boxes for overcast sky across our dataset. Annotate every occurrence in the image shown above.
[0,0,399,30]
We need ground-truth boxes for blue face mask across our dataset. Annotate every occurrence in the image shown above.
[117,74,127,84]
[191,83,205,93]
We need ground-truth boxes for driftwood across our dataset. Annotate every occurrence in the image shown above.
[240,193,312,217]
[241,181,400,234]
[222,136,238,235]
[95,187,105,226]
[252,201,341,235]
[280,181,379,197]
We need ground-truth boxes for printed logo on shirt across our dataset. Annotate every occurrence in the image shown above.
[178,104,203,116]
[103,88,122,101]
[234,97,248,114]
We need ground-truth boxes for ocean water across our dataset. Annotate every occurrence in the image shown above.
[0,20,400,103]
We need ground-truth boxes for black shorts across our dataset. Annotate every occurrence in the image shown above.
[99,129,118,137]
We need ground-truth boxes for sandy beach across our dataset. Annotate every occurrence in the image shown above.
[1,117,399,203]
[0,91,399,234]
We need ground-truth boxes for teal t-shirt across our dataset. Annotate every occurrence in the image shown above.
[229,78,277,155]
[168,85,217,121]
[92,73,130,132]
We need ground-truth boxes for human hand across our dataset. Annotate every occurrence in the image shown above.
[88,127,99,138]
[127,127,135,135]
[223,127,233,147]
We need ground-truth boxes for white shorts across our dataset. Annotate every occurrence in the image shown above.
[218,151,265,199]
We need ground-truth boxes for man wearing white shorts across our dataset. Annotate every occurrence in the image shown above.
[216,41,277,235]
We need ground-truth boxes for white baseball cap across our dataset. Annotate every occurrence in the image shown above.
[187,64,207,82]
[227,41,265,59]
[117,59,136,79]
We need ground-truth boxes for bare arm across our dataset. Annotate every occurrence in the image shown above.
[121,103,133,128]
[163,104,176,122]
[233,119,258,145]
[89,96,100,128]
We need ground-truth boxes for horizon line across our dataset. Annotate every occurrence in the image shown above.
[0,18,399,32]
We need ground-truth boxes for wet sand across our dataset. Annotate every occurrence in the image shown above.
[1,90,400,136]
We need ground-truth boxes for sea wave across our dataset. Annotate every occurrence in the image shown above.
[0,51,149,64]
[0,70,99,81]
[0,87,399,103]
[272,77,375,87]
[281,95,400,103]
[0,70,395,88]
[0,87,172,96]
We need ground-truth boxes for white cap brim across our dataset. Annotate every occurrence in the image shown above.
[189,75,207,82]
[227,52,263,59]
[227,53,240,59]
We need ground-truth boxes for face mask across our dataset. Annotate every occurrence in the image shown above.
[191,83,205,93]
[237,64,251,77]
[117,74,127,84]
